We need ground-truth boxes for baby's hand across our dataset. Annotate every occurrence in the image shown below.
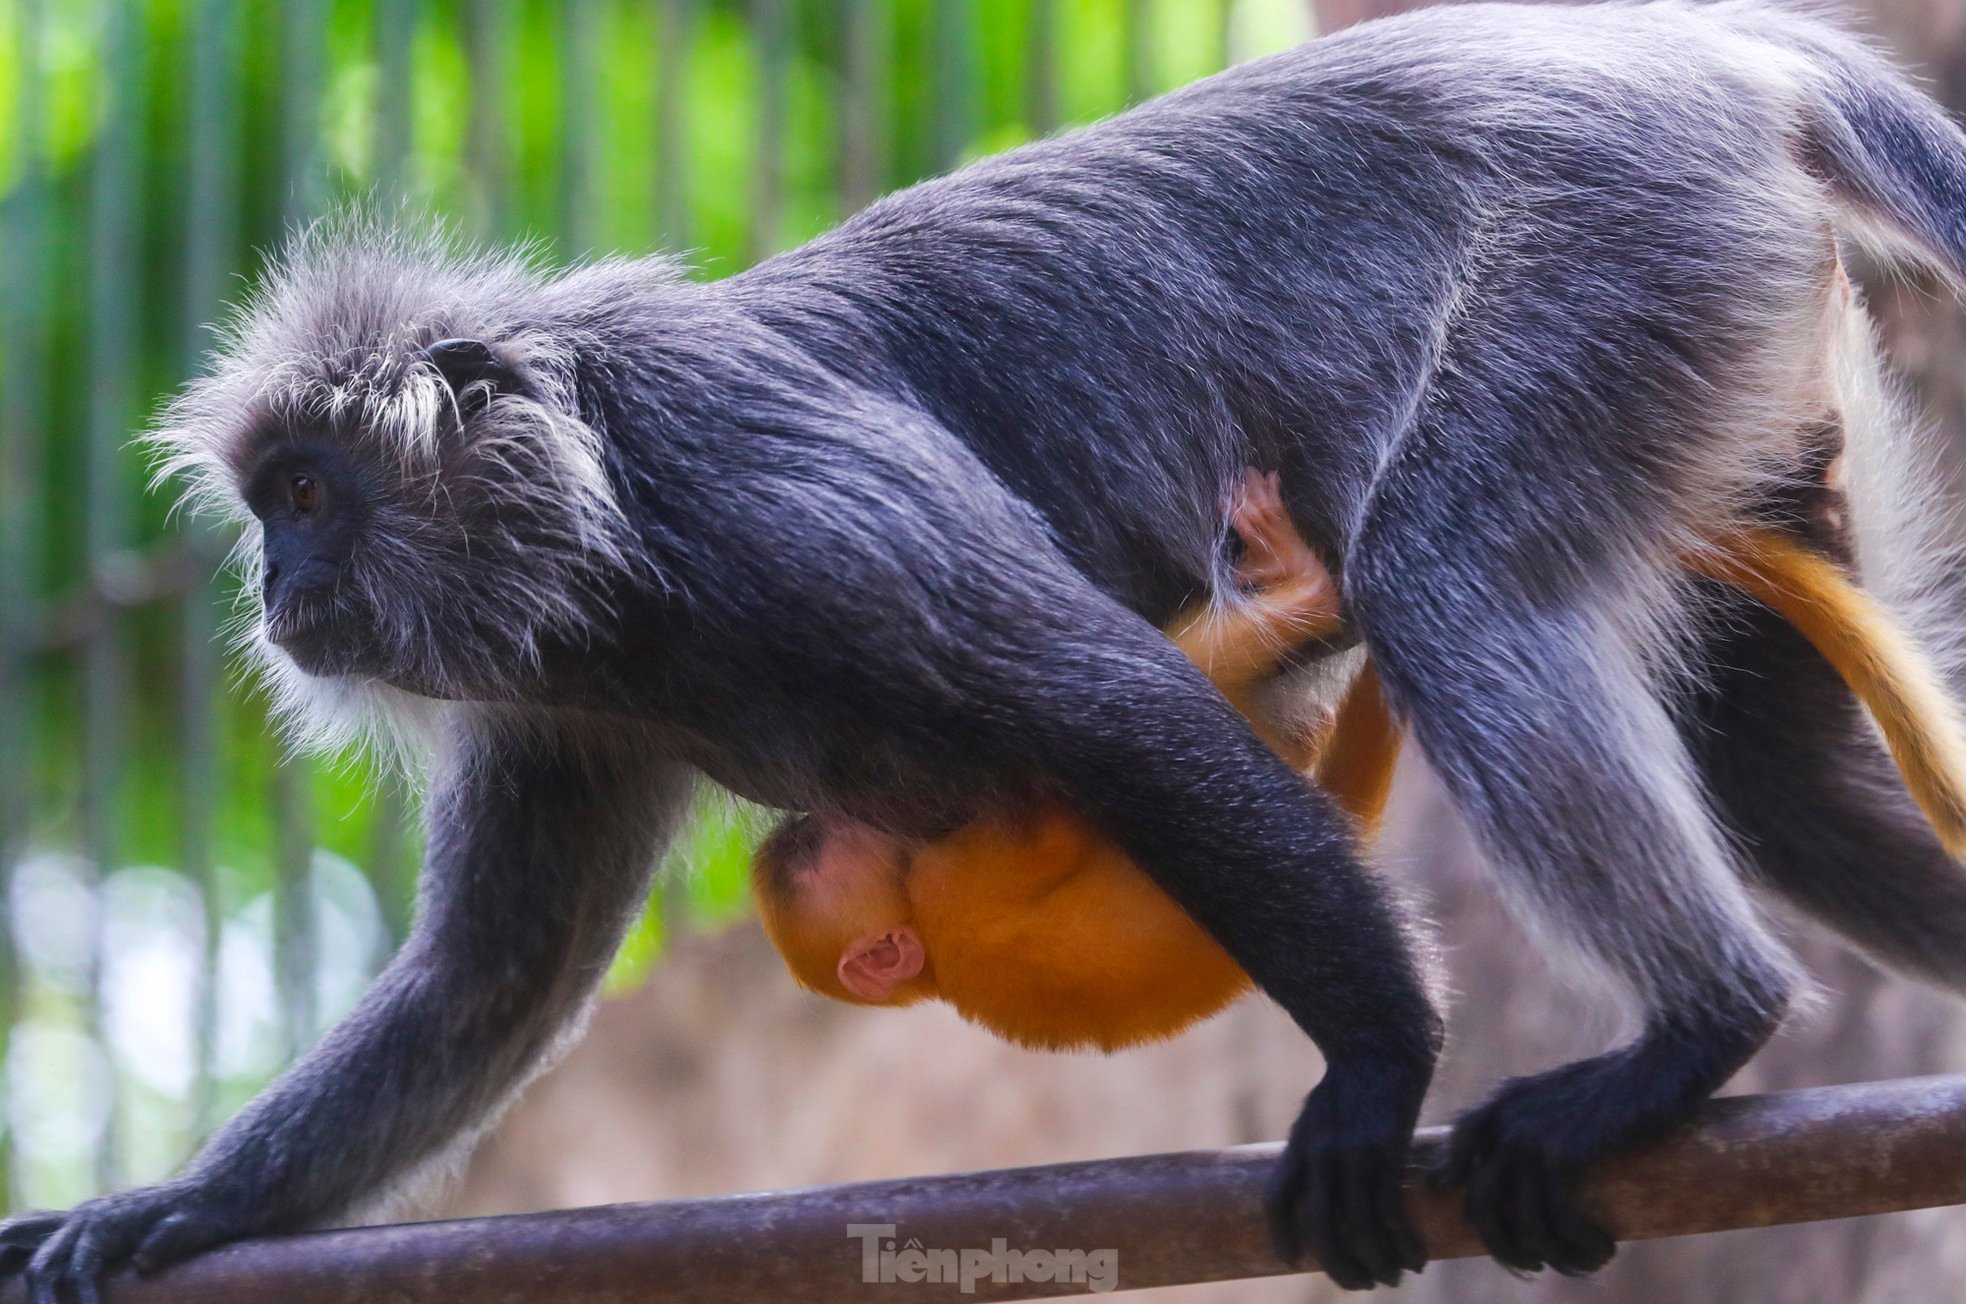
[1231,470,1333,597]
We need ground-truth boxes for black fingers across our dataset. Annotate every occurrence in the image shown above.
[1268,1060,1430,1290]
[0,1215,62,1276]
[5,1186,199,1304]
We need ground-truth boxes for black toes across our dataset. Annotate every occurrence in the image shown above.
[1440,1080,1621,1278]
[25,1204,145,1304]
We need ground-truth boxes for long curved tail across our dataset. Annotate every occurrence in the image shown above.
[1689,527,1966,857]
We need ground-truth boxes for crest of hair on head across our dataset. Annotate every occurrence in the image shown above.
[145,209,685,765]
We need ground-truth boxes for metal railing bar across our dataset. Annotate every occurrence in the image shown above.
[11,1075,1966,1303]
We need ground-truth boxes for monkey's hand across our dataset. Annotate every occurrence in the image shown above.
[0,726,689,1304]
[1269,1056,1430,1290]
[0,1178,257,1304]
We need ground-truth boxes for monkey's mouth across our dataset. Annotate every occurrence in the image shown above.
[265,605,340,671]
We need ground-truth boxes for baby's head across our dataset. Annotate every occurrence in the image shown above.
[751,814,937,1005]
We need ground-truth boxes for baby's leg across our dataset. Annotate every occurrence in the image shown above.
[1169,471,1345,697]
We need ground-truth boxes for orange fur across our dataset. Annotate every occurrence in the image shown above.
[755,501,1966,1053]
[904,802,1254,1050]
[751,822,938,1007]
[1689,526,1966,857]
[753,471,1349,1049]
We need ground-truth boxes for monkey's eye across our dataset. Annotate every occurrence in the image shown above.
[287,474,321,516]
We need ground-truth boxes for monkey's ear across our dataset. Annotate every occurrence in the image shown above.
[420,338,529,412]
[838,928,926,1002]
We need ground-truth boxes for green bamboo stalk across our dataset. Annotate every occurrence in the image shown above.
[82,0,147,1194]
[464,0,509,239]
[836,0,887,214]
[1123,0,1154,103]
[274,0,326,1067]
[272,757,317,1063]
[0,0,52,1213]
[557,0,599,254]
[375,0,416,199]
[930,0,975,173]
[1023,0,1058,138]
[282,0,326,223]
[655,0,694,253]
[367,786,412,954]
[180,0,240,1146]
[747,0,788,264]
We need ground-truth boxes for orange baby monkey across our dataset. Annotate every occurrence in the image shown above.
[752,471,1394,1051]
[753,475,1966,1052]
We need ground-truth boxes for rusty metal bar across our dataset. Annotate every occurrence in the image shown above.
[23,1074,1966,1303]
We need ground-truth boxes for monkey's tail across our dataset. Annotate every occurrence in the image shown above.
[1690,527,1966,859]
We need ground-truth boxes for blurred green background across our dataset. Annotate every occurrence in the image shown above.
[0,0,1317,1215]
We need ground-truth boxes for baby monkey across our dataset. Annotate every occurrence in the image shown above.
[754,475,1966,1053]
[752,472,1403,1052]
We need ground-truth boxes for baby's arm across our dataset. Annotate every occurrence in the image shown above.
[1169,470,1345,696]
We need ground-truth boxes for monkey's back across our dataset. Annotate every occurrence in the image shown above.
[737,0,1868,618]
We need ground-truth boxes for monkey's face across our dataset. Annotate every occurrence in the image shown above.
[151,223,660,754]
[244,436,377,678]
[213,341,624,713]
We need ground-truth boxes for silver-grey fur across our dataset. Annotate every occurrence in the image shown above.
[10,2,1966,1297]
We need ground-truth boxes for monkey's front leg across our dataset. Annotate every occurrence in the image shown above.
[0,716,691,1304]
[988,583,1441,1290]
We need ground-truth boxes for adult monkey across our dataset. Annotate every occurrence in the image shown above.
[13,2,1966,1297]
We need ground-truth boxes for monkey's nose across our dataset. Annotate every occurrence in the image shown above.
[263,561,282,599]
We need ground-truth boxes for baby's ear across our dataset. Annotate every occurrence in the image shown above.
[838,927,926,1002]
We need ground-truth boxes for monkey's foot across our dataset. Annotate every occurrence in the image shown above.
[1435,1059,1625,1277]
[1267,1069,1428,1290]
[0,1182,257,1304]
[1230,469,1327,595]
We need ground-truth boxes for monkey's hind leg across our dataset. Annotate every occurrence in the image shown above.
[1349,374,1803,1277]
[1684,582,1966,993]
